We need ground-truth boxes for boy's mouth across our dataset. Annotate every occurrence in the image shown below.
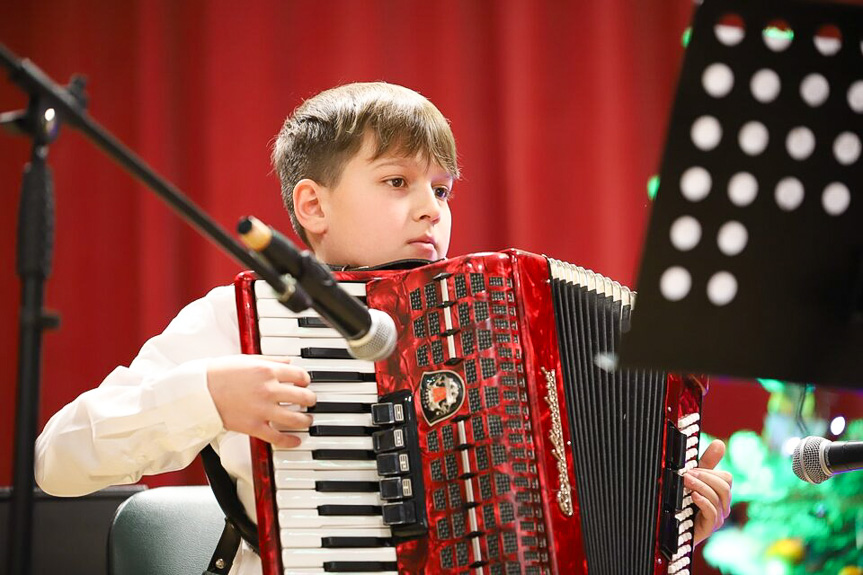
[408,236,438,257]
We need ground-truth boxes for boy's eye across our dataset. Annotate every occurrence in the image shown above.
[434,186,453,200]
[387,178,406,188]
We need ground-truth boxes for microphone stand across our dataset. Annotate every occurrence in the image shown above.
[1,74,69,575]
[0,43,294,575]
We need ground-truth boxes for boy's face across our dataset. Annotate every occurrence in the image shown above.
[312,135,454,267]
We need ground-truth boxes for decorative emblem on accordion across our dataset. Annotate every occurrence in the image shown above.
[235,249,706,575]
[420,370,466,426]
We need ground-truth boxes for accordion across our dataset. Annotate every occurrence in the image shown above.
[234,250,706,575]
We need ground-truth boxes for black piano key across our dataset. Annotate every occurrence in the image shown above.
[312,449,375,460]
[309,371,376,382]
[321,536,393,548]
[298,317,330,328]
[317,504,381,516]
[301,347,353,360]
[324,561,398,573]
[309,425,373,437]
[315,480,379,493]
[308,402,371,414]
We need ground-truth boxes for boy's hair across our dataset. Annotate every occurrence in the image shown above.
[272,82,460,245]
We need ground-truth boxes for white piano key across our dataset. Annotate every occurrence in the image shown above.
[671,544,692,561]
[281,546,396,569]
[680,423,700,437]
[257,299,325,318]
[274,412,373,427]
[308,381,378,395]
[276,490,383,509]
[259,337,349,356]
[255,280,367,299]
[281,527,392,548]
[287,433,373,451]
[288,357,375,371]
[678,412,700,428]
[257,299,325,319]
[678,531,693,546]
[278,509,385,529]
[259,317,342,338]
[275,468,381,489]
[313,393,377,404]
[272,450,377,471]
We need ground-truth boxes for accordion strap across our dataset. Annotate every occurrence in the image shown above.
[203,519,242,575]
[200,444,260,573]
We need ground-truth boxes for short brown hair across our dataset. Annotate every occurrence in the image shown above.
[272,82,460,245]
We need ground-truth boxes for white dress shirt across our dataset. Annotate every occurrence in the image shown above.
[35,285,262,574]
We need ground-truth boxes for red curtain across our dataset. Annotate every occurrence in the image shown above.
[0,1,808,571]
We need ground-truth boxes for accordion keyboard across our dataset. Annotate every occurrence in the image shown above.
[254,280,399,575]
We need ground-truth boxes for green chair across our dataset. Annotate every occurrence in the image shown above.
[107,486,225,575]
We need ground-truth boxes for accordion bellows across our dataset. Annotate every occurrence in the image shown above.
[235,250,705,575]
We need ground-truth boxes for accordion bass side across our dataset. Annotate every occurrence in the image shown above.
[235,249,706,575]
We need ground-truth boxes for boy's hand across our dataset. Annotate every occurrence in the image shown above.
[687,439,733,546]
[206,355,315,449]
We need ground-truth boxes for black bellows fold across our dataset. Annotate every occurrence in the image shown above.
[550,270,667,574]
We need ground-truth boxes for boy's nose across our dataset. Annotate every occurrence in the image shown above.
[415,185,442,222]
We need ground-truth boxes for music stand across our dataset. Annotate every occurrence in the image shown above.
[620,0,863,388]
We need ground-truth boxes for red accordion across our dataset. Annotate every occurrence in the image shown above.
[235,250,705,575]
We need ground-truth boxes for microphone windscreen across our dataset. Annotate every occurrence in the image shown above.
[346,308,397,362]
[792,436,830,484]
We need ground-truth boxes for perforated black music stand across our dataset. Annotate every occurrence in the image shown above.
[620,0,863,388]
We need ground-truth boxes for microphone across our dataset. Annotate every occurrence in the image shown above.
[792,436,863,484]
[237,216,397,362]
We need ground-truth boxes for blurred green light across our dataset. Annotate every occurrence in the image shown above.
[758,378,786,393]
[763,27,794,41]
[647,175,660,201]
[682,27,692,48]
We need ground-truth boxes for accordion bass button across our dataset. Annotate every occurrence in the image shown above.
[376,451,410,476]
[379,477,412,500]
[371,402,404,425]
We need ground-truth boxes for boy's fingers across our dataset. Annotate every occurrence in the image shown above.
[258,426,301,449]
[266,362,312,387]
[691,491,719,543]
[268,407,314,431]
[271,384,316,407]
[697,439,726,470]
[258,355,293,364]
[688,469,732,516]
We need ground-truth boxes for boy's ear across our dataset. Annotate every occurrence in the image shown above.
[293,178,328,235]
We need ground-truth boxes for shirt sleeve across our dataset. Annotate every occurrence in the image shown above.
[35,285,241,496]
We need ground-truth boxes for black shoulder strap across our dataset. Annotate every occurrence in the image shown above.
[203,519,243,575]
[199,443,260,574]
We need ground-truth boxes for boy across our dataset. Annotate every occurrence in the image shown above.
[34,82,731,574]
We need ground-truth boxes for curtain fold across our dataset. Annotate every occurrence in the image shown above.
[2,7,766,572]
